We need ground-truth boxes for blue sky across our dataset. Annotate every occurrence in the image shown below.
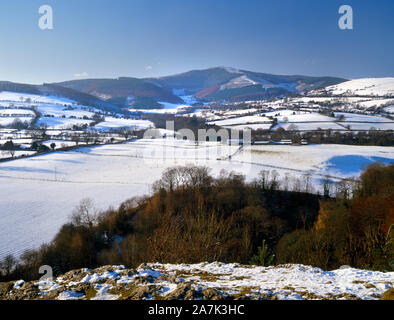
[0,0,393,83]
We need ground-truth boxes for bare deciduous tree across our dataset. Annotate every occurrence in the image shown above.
[0,254,17,276]
[70,198,98,229]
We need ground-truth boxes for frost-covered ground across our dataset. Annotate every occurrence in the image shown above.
[36,104,95,119]
[0,139,393,260]
[333,112,394,130]
[40,140,89,149]
[338,122,394,131]
[3,262,393,300]
[129,107,181,114]
[224,123,273,130]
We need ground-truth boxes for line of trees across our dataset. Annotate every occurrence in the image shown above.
[255,128,394,146]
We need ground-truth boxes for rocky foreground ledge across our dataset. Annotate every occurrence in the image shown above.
[1,263,393,300]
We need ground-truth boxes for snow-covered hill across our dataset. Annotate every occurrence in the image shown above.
[2,262,393,300]
[318,78,394,97]
[0,91,153,131]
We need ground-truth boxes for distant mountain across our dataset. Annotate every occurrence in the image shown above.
[146,67,347,102]
[0,81,42,96]
[1,68,348,110]
[146,67,241,95]
[55,77,184,109]
[52,67,347,108]
[0,81,121,113]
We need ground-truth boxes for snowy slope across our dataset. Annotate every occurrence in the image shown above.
[323,78,394,97]
[0,91,75,105]
[219,75,259,90]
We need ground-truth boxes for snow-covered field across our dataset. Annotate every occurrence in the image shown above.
[0,139,393,260]
[357,98,394,109]
[338,122,394,131]
[0,138,33,146]
[264,110,344,131]
[0,139,237,260]
[36,104,95,119]
[235,144,394,178]
[0,117,32,126]
[274,121,344,131]
[384,105,394,114]
[333,113,394,130]
[0,92,75,106]
[0,150,35,159]
[208,115,271,126]
[335,112,393,123]
[0,109,35,117]
[94,117,153,131]
[36,117,94,129]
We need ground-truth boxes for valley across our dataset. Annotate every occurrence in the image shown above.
[0,68,393,263]
[0,136,393,260]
